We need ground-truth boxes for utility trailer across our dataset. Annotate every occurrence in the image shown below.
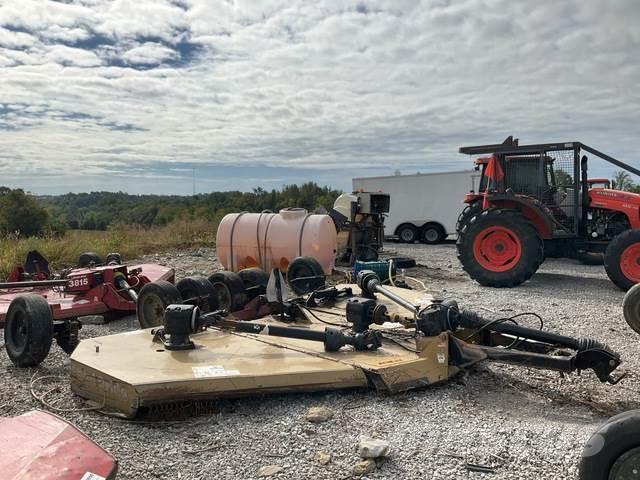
[352,170,481,244]
[457,137,640,290]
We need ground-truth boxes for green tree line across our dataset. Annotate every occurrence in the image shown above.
[0,182,342,236]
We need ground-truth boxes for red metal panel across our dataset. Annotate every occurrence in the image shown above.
[0,410,117,480]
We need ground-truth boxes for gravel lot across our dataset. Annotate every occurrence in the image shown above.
[1,243,638,480]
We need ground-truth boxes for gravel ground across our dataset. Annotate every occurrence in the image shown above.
[1,243,638,480]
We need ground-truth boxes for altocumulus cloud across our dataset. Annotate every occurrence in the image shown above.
[0,0,638,194]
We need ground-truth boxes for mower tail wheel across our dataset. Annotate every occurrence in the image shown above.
[579,410,640,480]
[136,280,182,328]
[287,256,326,295]
[604,229,640,291]
[4,294,53,367]
[238,267,270,300]
[456,209,543,288]
[78,252,101,267]
[623,283,640,335]
[207,271,248,312]
[420,224,445,245]
[176,276,218,313]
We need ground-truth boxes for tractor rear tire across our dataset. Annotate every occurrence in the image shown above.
[456,202,482,234]
[78,252,101,267]
[238,267,270,300]
[287,256,325,295]
[623,283,640,335]
[457,209,543,288]
[136,280,182,328]
[579,410,640,480]
[207,271,247,312]
[176,276,218,313]
[4,294,53,367]
[604,229,640,291]
[420,224,445,244]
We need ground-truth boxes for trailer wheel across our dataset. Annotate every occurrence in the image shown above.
[420,224,445,244]
[396,224,417,243]
[623,283,640,335]
[605,229,640,291]
[457,209,543,287]
[207,271,247,312]
[136,280,182,328]
[176,276,218,313]
[287,256,325,295]
[78,252,101,267]
[238,267,270,300]
[4,294,53,367]
[579,410,640,480]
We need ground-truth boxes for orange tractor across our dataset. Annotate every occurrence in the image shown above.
[457,138,640,290]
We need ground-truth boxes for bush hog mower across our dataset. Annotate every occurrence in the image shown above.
[457,138,640,290]
[69,269,622,418]
[0,250,174,367]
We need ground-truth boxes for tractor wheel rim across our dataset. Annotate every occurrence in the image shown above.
[620,244,640,283]
[10,311,27,349]
[425,229,438,242]
[473,226,522,273]
[609,446,640,479]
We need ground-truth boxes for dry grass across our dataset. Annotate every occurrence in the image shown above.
[0,219,217,279]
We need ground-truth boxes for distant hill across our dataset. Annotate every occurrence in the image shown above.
[38,182,342,230]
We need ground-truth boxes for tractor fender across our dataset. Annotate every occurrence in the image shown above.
[487,195,554,239]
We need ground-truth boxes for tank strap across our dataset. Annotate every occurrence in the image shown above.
[262,214,277,271]
[298,214,312,257]
[228,212,246,271]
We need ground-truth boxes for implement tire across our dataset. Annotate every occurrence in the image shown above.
[457,209,543,288]
[604,229,640,291]
[207,271,247,312]
[4,294,53,367]
[137,280,182,328]
[176,275,218,313]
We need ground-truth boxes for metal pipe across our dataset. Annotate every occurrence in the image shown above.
[357,270,417,314]
[0,279,68,289]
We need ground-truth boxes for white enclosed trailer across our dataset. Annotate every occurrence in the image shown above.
[352,170,481,243]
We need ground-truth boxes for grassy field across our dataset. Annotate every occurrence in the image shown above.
[0,219,217,278]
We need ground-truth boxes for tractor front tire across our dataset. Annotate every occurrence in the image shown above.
[604,229,640,291]
[457,209,543,288]
[4,294,53,367]
[136,280,182,328]
[579,410,640,480]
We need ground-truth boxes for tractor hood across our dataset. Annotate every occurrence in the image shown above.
[589,188,640,206]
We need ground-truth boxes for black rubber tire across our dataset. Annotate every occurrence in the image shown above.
[176,275,218,313]
[238,267,270,300]
[623,283,640,335]
[287,256,325,295]
[105,252,122,265]
[420,224,446,244]
[136,280,182,328]
[579,410,640,480]
[207,271,247,312]
[457,209,543,288]
[396,224,417,243]
[390,257,417,269]
[4,294,53,367]
[604,229,640,291]
[78,252,101,267]
[577,251,604,266]
[456,202,482,234]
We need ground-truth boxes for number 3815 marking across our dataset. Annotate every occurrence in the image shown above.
[69,277,90,288]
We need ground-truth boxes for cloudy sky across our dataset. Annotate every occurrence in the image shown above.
[0,0,638,195]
